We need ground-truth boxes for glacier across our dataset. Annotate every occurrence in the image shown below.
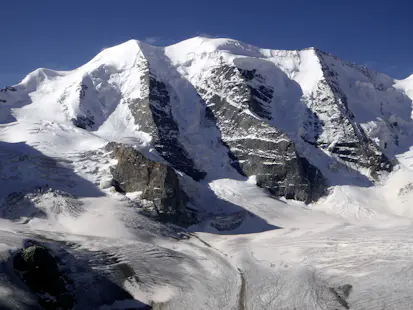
[0,37,413,309]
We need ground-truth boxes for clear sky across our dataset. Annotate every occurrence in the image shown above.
[1,0,412,87]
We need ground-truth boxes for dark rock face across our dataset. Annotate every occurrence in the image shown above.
[71,82,96,129]
[148,76,206,181]
[72,115,95,129]
[0,86,17,93]
[197,62,326,202]
[0,86,14,103]
[257,153,325,202]
[105,142,193,225]
[313,50,393,177]
[1,186,84,221]
[13,242,75,309]
[127,59,206,181]
[329,284,353,309]
[239,69,274,120]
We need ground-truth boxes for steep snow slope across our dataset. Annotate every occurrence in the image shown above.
[1,37,413,309]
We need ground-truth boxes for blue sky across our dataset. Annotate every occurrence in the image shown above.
[1,0,412,87]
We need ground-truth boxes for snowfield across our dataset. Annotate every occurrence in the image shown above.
[1,37,413,309]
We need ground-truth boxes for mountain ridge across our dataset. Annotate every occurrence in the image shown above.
[1,37,412,204]
[2,37,413,309]
[8,37,411,89]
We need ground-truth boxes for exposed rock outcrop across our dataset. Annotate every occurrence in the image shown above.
[13,241,75,309]
[5,37,409,206]
[1,187,84,222]
[196,62,326,202]
[312,50,393,178]
[105,142,192,225]
[126,55,207,181]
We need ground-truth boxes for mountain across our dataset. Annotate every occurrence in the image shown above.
[1,37,413,309]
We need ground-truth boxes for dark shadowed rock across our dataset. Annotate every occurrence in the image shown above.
[105,142,193,226]
[0,86,17,93]
[197,62,326,202]
[13,242,75,309]
[329,284,353,309]
[127,61,206,181]
[72,115,95,129]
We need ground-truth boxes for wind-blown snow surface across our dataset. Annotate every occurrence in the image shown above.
[1,37,413,309]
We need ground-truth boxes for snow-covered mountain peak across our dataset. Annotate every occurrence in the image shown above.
[165,36,264,58]
[1,37,412,186]
[86,39,145,70]
[2,37,413,309]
